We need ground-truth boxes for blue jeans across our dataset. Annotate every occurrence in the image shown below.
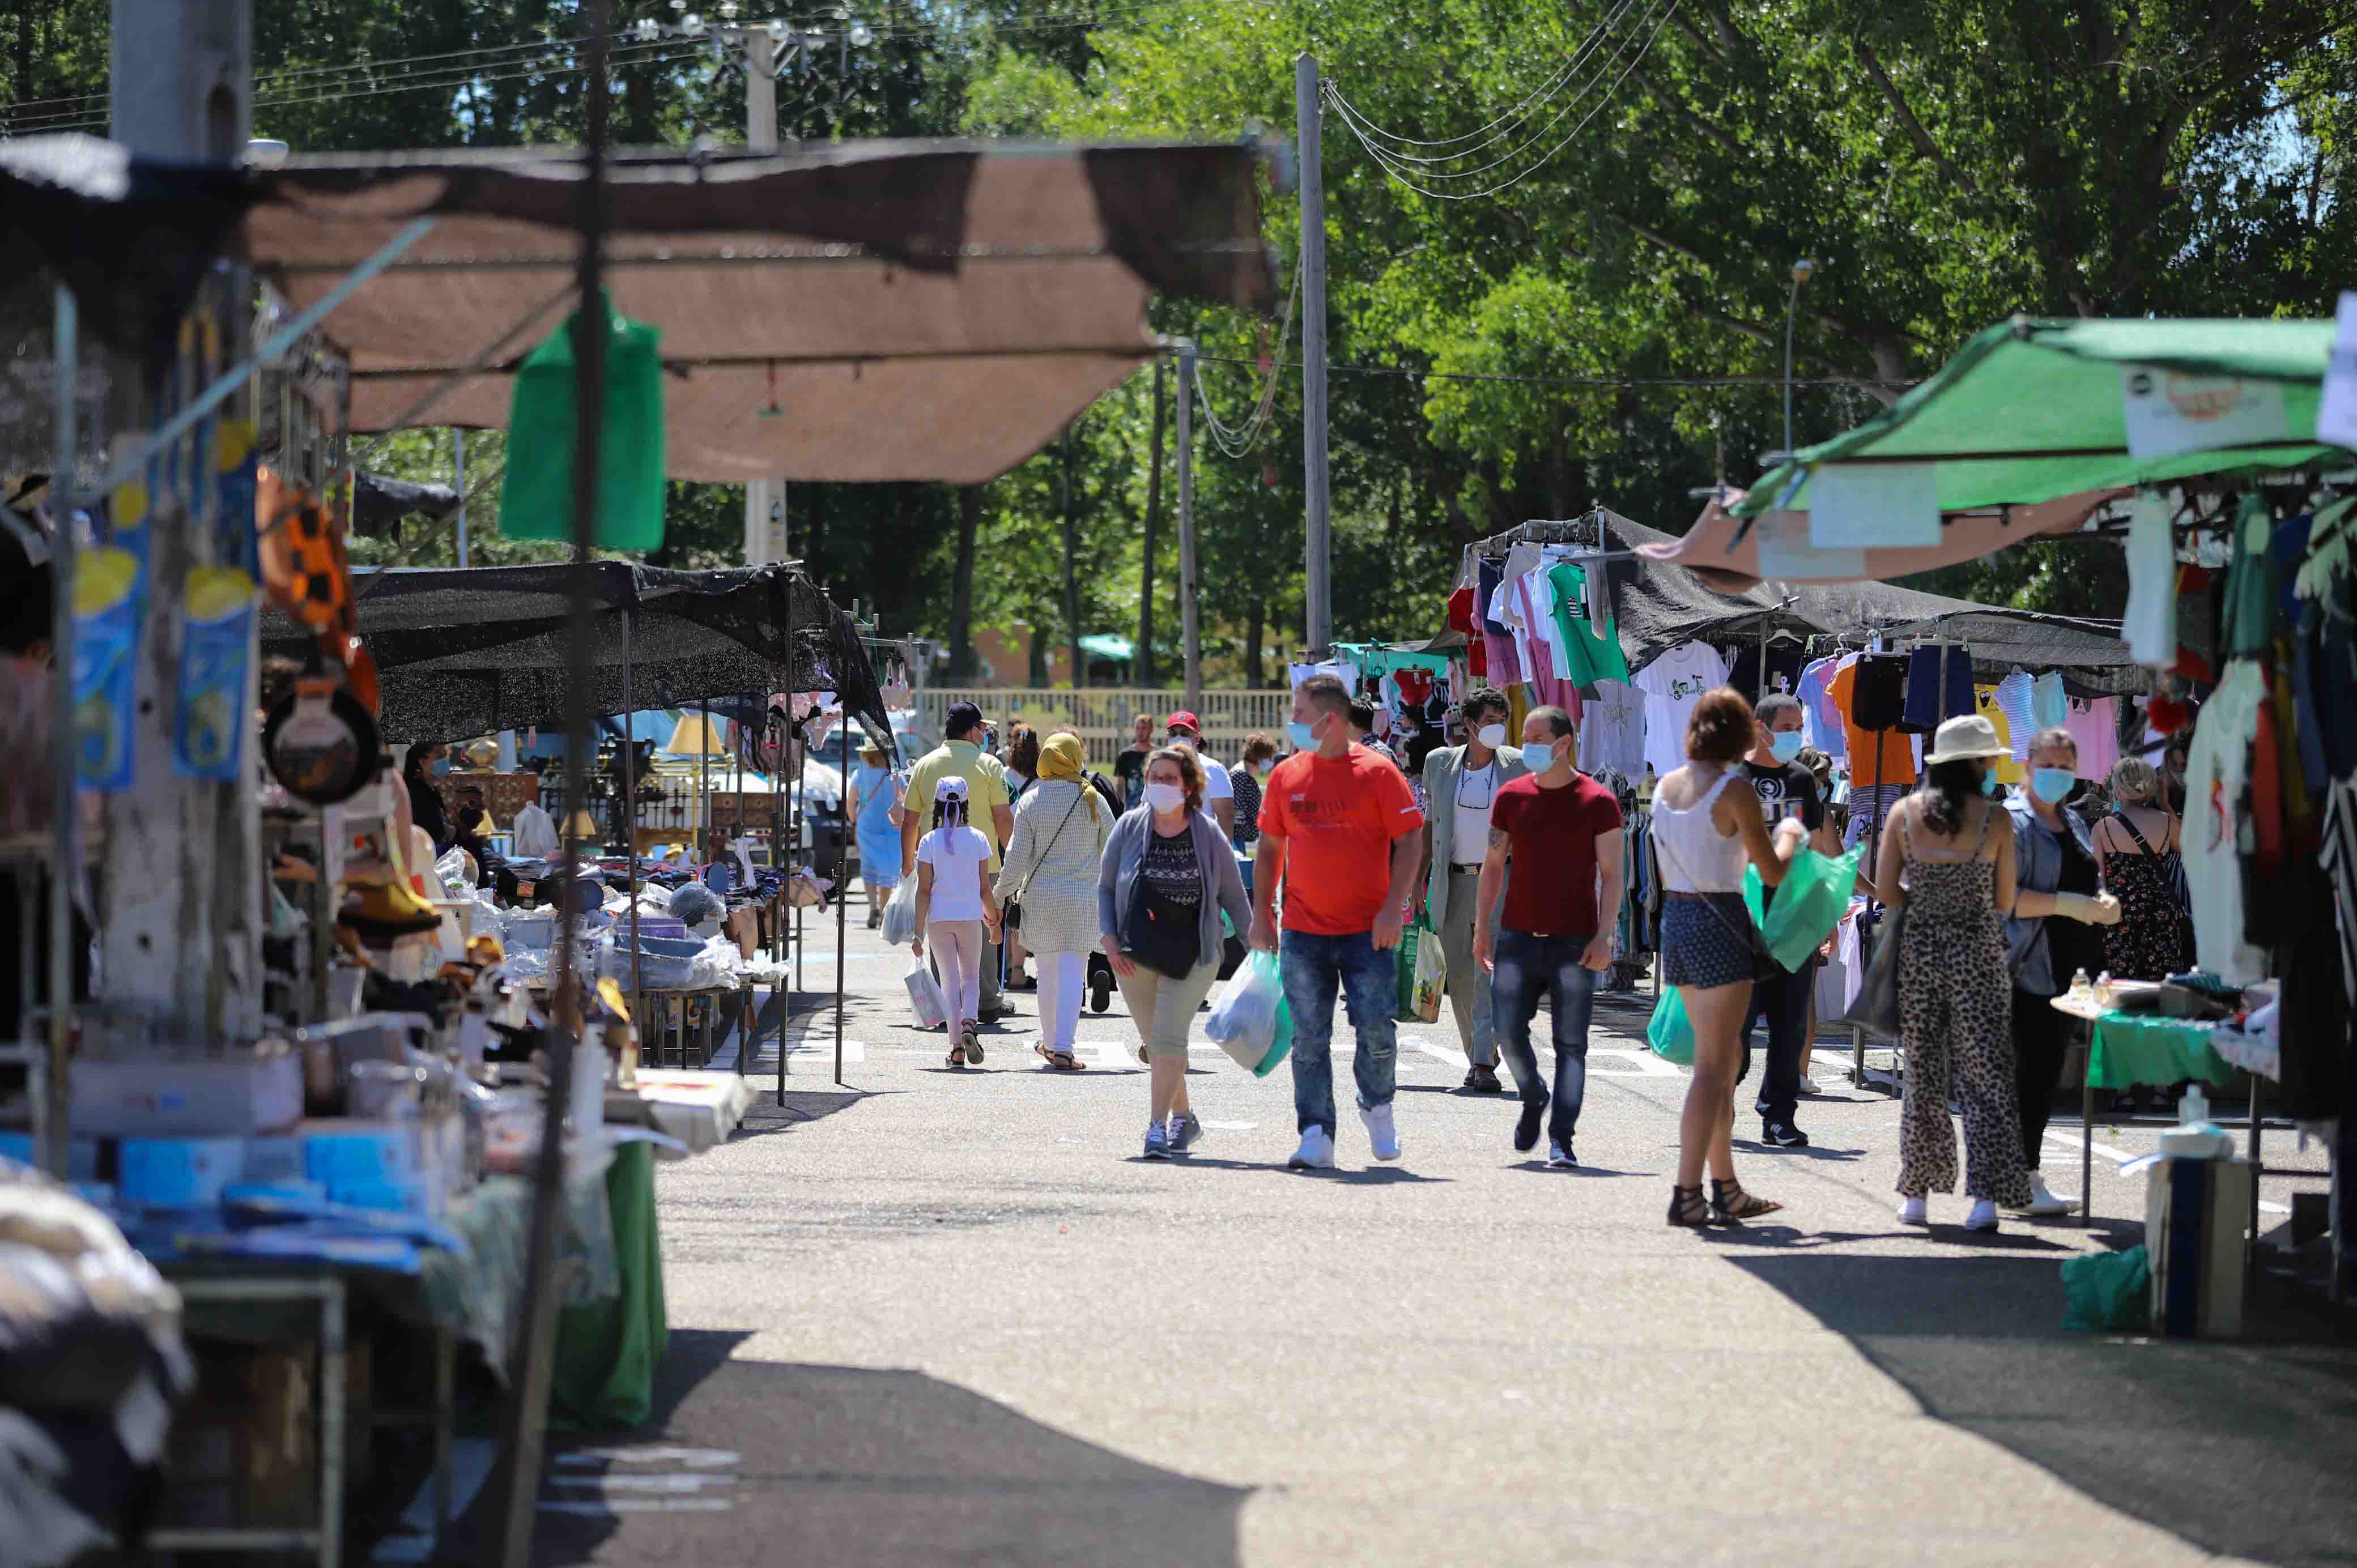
[1279,929,1398,1135]
[1490,930,1598,1145]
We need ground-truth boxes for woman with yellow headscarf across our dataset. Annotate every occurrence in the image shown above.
[994,732,1114,1070]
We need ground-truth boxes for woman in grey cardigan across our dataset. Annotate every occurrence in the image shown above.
[994,732,1113,1071]
[1098,747,1254,1158]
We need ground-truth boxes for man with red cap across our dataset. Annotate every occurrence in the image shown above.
[1163,710,1235,840]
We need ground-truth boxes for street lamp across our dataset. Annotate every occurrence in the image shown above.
[1784,256,1816,461]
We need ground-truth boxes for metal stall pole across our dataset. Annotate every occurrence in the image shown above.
[623,610,643,1055]
[40,283,77,1178]
[836,700,851,1085]
[488,9,608,1559]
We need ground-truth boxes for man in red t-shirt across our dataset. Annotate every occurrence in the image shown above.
[1472,705,1625,1166]
[1252,674,1425,1170]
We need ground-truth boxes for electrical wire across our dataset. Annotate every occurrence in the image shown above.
[1192,351,1913,392]
[1193,245,1304,457]
[16,41,706,137]
[1322,0,1678,200]
[1316,0,1643,160]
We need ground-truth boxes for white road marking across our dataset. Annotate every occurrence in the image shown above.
[1199,1119,1259,1131]
[546,1473,737,1493]
[540,1498,735,1514]
[554,1446,739,1468]
[1402,1036,1676,1078]
[2043,1130,2291,1213]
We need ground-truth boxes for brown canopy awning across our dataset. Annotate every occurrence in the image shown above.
[234,140,1276,483]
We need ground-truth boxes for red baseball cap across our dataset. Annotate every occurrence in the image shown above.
[1164,710,1202,735]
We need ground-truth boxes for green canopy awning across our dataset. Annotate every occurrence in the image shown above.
[1737,316,2348,521]
[1078,633,1136,662]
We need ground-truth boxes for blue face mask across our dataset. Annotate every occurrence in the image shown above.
[1520,739,1561,774]
[1980,769,2002,796]
[1286,719,1320,752]
[2031,766,2075,804]
[1768,731,1805,764]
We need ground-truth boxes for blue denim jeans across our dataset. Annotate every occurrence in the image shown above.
[1490,930,1598,1145]
[1279,929,1398,1135]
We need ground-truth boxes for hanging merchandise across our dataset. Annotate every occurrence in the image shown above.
[2062,697,2121,781]
[1900,643,1974,732]
[1971,685,2026,785]
[500,290,667,550]
[1991,668,2036,759]
[263,672,382,807]
[1828,652,1914,786]
[1794,655,1844,760]
[1577,679,1644,776]
[71,546,141,792]
[1633,641,1728,777]
[2123,489,2177,666]
[1541,560,1631,685]
[2182,660,2270,985]
[2223,493,2281,662]
[171,565,258,781]
[1726,642,1805,704]
[2031,670,2069,733]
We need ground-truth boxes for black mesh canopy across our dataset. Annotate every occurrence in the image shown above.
[262,561,891,755]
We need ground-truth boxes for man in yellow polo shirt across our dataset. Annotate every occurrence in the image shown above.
[901,701,1015,1020]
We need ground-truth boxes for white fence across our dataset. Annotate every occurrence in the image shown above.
[914,688,1293,768]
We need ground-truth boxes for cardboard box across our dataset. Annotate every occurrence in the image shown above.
[70,1051,302,1137]
[2145,1154,2254,1337]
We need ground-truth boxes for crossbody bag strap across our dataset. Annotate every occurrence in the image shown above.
[1013,787,1087,903]
[2109,809,2159,859]
[1648,796,1763,954]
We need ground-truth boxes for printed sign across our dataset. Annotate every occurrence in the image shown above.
[2120,366,2290,459]
[2316,291,2357,453]
[1807,462,1941,549]
[1754,511,1867,581]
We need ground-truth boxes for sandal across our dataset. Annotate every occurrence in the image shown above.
[946,1041,967,1069]
[1666,1184,1711,1228]
[1034,1043,1087,1071]
[961,1019,985,1065]
[1710,1178,1784,1222]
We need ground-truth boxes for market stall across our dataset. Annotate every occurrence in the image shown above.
[1,113,1277,1561]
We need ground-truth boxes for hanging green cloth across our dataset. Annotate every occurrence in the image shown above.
[500,291,667,551]
[549,1140,668,1429]
[1542,561,1631,685]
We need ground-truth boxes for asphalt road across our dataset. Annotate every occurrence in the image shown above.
[491,913,2357,1568]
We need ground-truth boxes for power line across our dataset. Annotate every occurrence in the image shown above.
[1193,352,1913,391]
[1317,0,1644,161]
[1194,245,1304,456]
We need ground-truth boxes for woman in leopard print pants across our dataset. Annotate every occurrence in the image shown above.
[1871,715,2033,1230]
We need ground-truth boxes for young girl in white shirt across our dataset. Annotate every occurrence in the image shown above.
[913,775,1001,1067]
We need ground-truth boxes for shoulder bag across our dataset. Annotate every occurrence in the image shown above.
[1647,792,1778,986]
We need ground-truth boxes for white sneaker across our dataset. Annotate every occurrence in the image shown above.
[2010,1174,2073,1216]
[1964,1199,2000,1232]
[1896,1196,1929,1226]
[1287,1126,1337,1170]
[1359,1102,1402,1162]
[1797,1074,1822,1096]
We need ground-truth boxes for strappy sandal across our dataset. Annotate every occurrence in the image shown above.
[961,1019,985,1065]
[1710,1178,1784,1222]
[1666,1184,1712,1228]
[946,1041,967,1069]
[1034,1043,1087,1071]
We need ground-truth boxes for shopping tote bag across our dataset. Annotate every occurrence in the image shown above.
[904,959,948,1030]
[1647,986,1694,1064]
[1742,846,1863,973]
[1207,949,1294,1073]
[1394,921,1444,1023]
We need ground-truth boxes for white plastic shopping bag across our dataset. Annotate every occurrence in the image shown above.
[1205,949,1283,1070]
[880,876,919,946]
[904,958,948,1031]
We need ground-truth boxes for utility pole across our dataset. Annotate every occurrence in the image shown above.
[1060,425,1080,691]
[1176,342,1203,713]
[1137,357,1165,688]
[453,427,469,567]
[104,0,260,1046]
[1295,52,1332,657]
[742,29,788,564]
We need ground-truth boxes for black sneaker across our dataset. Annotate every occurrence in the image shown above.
[1546,1139,1577,1169]
[1760,1120,1810,1148]
[1463,1064,1504,1094]
[1514,1096,1547,1153]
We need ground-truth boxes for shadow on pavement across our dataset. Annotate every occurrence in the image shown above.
[726,1088,886,1143]
[462,1344,1252,1567]
[1729,1254,2357,1566]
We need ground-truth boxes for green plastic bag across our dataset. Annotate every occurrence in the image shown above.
[1647,986,1694,1064]
[2061,1243,2151,1333]
[500,290,667,550]
[1742,845,1864,973]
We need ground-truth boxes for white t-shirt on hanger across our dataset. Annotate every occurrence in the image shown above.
[1633,642,1730,777]
[1578,679,1645,776]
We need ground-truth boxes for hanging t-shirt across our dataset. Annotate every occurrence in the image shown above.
[1796,656,1845,760]
[2031,671,2068,732]
[1633,642,1729,777]
[1577,679,1645,777]
[1992,669,2036,760]
[2182,661,2269,985]
[1543,561,1631,686]
[2062,697,2120,782]
[2124,491,2176,667]
[1726,644,1806,705]
[1972,685,2026,785]
[1826,657,1917,786]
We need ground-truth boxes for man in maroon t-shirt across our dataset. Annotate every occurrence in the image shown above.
[1472,705,1625,1166]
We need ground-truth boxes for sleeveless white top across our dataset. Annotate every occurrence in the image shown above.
[1652,770,1747,893]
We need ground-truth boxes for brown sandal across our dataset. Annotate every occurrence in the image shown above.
[1035,1043,1087,1071]
[1710,1178,1784,1222]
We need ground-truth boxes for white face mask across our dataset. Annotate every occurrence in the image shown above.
[1143,782,1186,813]
[1475,723,1507,749]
